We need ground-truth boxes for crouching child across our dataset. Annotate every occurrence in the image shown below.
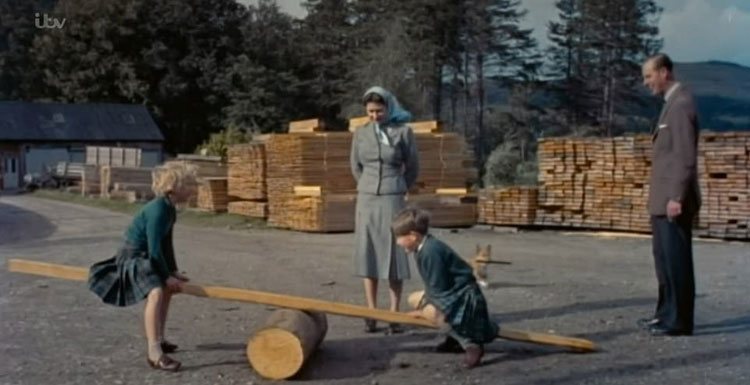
[392,207,498,369]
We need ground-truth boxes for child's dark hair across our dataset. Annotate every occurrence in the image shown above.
[392,207,430,236]
[363,92,387,106]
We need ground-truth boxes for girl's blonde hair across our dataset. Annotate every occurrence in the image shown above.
[151,162,198,196]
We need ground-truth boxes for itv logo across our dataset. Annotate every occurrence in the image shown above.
[35,13,66,29]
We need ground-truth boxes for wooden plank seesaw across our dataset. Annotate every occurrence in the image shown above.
[7,259,597,377]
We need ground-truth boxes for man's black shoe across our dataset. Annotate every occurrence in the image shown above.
[637,317,660,329]
[649,326,692,337]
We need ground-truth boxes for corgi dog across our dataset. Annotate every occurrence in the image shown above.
[471,244,492,288]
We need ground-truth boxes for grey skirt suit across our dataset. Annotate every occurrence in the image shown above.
[350,121,419,279]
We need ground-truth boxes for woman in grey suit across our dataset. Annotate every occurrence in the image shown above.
[350,86,419,333]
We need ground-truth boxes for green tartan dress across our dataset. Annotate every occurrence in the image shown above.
[415,234,498,344]
[88,196,177,307]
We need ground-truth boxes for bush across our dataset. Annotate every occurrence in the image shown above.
[483,141,538,187]
[196,125,253,161]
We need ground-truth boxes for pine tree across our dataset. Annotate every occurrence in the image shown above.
[298,0,356,126]
[547,0,662,136]
[459,0,539,180]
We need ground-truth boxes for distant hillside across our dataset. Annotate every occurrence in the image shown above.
[675,61,750,130]
[483,61,750,131]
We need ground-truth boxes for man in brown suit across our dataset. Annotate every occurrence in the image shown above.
[639,53,700,336]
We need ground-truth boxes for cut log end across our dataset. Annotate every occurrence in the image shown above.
[247,328,306,380]
[246,309,328,380]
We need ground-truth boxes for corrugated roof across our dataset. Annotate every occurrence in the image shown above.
[0,101,164,141]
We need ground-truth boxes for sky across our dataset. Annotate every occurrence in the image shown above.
[241,0,750,67]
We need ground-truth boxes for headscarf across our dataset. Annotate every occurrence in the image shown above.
[363,86,412,125]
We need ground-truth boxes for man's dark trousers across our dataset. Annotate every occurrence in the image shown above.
[651,214,695,333]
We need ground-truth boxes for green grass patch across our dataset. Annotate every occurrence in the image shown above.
[31,189,267,231]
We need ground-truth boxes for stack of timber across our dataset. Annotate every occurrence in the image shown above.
[411,132,478,194]
[263,120,479,231]
[288,118,324,133]
[527,132,750,240]
[348,117,477,192]
[406,188,477,228]
[226,142,268,219]
[227,201,268,218]
[695,132,750,239]
[409,129,477,227]
[535,135,652,232]
[99,165,153,201]
[478,186,539,226]
[280,186,356,232]
[265,131,356,231]
[86,146,142,167]
[80,164,101,196]
[227,143,267,200]
[197,177,231,212]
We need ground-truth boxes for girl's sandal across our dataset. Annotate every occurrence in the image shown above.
[147,355,181,372]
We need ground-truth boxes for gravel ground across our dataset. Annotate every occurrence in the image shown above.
[1,194,749,385]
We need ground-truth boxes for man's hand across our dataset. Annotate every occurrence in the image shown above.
[174,272,190,282]
[667,200,682,219]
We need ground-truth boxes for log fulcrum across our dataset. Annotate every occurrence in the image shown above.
[247,309,328,380]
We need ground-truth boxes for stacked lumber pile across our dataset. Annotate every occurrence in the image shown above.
[289,118,324,133]
[265,132,356,231]
[197,177,230,212]
[80,165,101,196]
[406,190,477,228]
[607,136,651,232]
[411,133,477,194]
[534,136,652,232]
[226,142,268,219]
[265,133,355,195]
[227,143,267,200]
[491,132,750,240]
[278,187,356,232]
[99,166,153,201]
[86,146,141,167]
[348,118,477,192]
[696,132,750,239]
[265,119,479,231]
[478,186,538,226]
[410,130,477,228]
[227,201,268,219]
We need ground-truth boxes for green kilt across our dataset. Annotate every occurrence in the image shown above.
[88,244,164,307]
[426,282,499,344]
